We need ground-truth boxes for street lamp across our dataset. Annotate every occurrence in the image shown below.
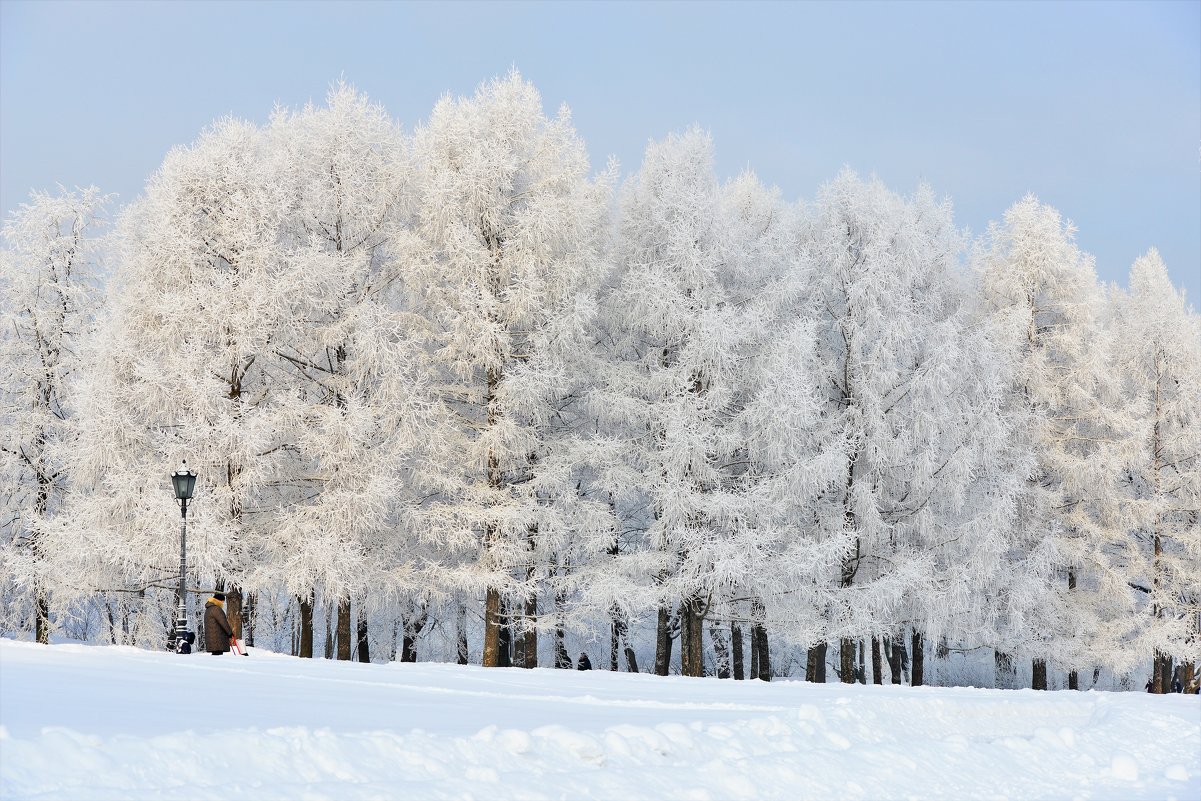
[169,461,197,652]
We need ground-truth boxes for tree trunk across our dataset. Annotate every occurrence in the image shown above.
[31,447,51,645]
[654,605,674,676]
[711,623,730,678]
[624,646,639,673]
[911,629,925,687]
[837,445,860,680]
[298,591,314,659]
[610,615,619,671]
[483,587,502,667]
[995,650,1015,689]
[679,597,704,678]
[332,595,348,660]
[106,601,119,645]
[679,605,692,677]
[401,622,417,663]
[750,626,759,680]
[496,597,512,668]
[754,626,770,682]
[1154,652,1173,694]
[456,602,469,665]
[610,606,626,671]
[837,505,857,686]
[1032,658,1048,690]
[123,595,134,644]
[324,602,334,659]
[750,597,769,681]
[871,637,883,684]
[607,534,622,672]
[245,592,256,647]
[1067,568,1077,689]
[731,623,744,680]
[884,636,906,684]
[554,631,571,668]
[1150,364,1168,695]
[856,639,867,684]
[807,642,827,683]
[688,602,704,677]
[518,592,537,669]
[839,637,856,683]
[356,606,370,663]
[554,587,571,668]
[1180,661,1197,694]
[481,357,505,669]
[400,603,427,663]
[34,592,49,645]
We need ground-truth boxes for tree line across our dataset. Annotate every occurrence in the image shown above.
[2,73,1198,692]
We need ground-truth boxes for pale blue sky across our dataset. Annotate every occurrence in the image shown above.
[2,0,1198,301]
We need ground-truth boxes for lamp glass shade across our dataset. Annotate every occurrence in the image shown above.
[171,469,197,500]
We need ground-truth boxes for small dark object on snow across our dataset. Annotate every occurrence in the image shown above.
[175,630,195,654]
[577,652,592,671]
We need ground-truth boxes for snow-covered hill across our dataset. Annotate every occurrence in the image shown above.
[1,639,1197,800]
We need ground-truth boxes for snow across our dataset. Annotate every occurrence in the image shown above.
[1,640,1198,800]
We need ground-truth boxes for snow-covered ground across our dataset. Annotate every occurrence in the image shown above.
[1,639,1197,800]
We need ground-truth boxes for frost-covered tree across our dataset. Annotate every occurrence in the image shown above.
[7,70,1196,688]
[403,72,613,668]
[601,129,755,677]
[67,119,298,648]
[978,195,1121,689]
[714,173,849,681]
[0,187,108,642]
[1110,250,1201,692]
[801,173,1016,685]
[601,132,835,679]
[260,84,432,659]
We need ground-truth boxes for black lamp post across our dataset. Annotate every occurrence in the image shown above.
[169,461,197,652]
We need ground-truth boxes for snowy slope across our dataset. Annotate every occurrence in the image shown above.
[1,640,1197,801]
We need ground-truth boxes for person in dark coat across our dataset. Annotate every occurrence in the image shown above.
[576,652,592,671]
[204,592,233,655]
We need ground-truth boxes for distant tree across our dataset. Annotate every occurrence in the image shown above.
[799,173,1017,686]
[259,83,431,659]
[68,119,296,647]
[717,171,844,682]
[978,195,1121,690]
[1110,249,1201,692]
[0,187,108,642]
[403,72,613,667]
[602,131,826,679]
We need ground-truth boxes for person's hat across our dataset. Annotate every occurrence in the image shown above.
[212,591,226,601]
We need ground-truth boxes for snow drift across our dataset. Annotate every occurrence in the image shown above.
[1,639,1198,800]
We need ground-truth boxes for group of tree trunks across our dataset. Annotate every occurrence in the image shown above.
[224,595,1199,692]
